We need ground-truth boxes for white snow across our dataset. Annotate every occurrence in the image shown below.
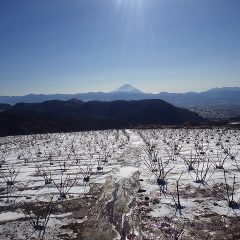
[0,128,240,239]
[0,212,25,222]
[118,166,139,178]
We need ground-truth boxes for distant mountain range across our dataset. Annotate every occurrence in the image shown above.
[0,99,205,136]
[0,84,240,107]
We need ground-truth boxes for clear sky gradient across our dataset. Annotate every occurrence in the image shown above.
[0,0,240,95]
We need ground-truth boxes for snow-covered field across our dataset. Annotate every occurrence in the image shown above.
[0,128,240,240]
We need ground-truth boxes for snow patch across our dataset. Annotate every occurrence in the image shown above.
[119,166,139,178]
[0,212,25,222]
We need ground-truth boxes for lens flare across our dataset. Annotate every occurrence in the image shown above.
[114,0,147,31]
[115,0,145,12]
[113,0,154,52]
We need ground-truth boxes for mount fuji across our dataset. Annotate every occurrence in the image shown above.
[111,84,144,94]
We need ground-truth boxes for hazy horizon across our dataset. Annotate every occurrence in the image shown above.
[1,0,240,95]
[1,83,240,97]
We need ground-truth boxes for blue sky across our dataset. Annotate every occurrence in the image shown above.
[0,0,240,95]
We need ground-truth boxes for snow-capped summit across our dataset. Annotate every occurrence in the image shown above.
[112,84,144,94]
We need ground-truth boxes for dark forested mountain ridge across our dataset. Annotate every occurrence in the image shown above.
[0,99,205,136]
